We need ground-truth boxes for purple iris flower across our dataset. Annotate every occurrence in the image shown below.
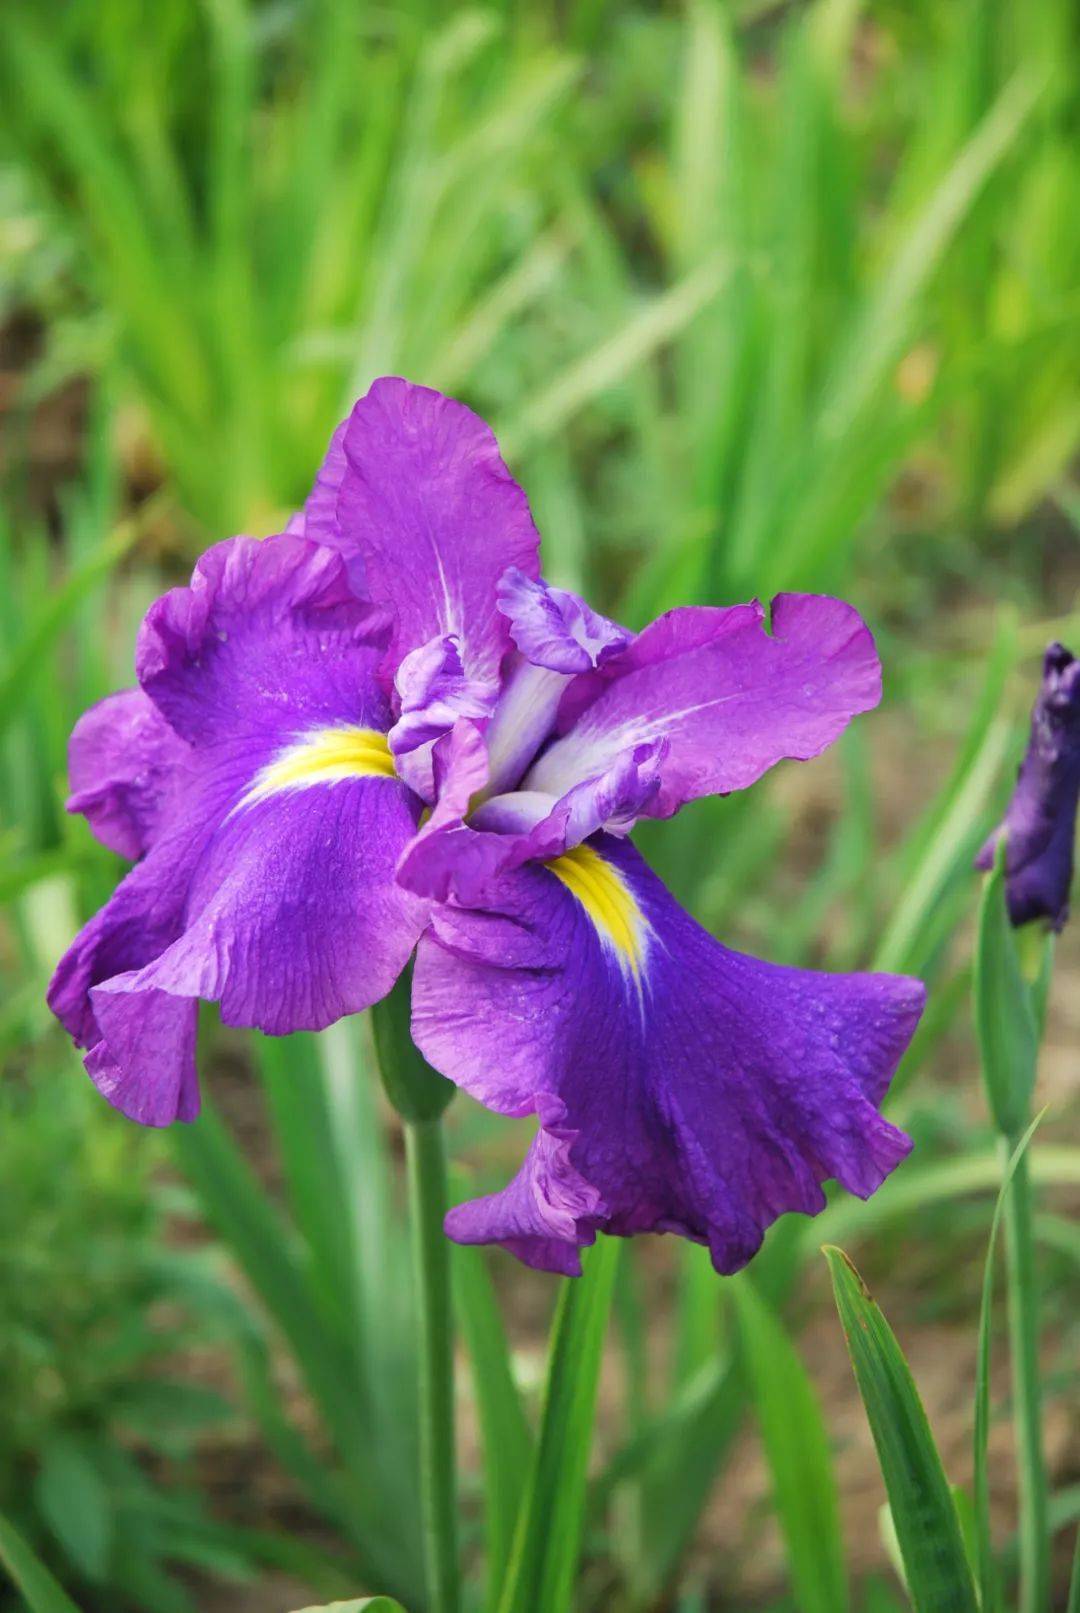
[49,379,925,1276]
[976,642,1080,931]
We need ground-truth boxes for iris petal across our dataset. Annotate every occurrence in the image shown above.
[413,836,922,1275]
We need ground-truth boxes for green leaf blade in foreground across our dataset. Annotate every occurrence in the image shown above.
[498,1237,619,1613]
[732,1277,848,1613]
[973,1114,1045,1613]
[291,1600,408,1612]
[823,1247,978,1613]
[452,1245,532,1609]
[0,1509,82,1613]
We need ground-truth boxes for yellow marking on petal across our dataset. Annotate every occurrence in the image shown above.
[546,842,647,977]
[238,725,396,809]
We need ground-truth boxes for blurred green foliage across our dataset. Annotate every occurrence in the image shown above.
[0,0,1078,1609]
[0,1056,259,1610]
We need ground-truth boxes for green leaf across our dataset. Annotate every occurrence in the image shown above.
[452,1245,532,1608]
[732,1277,848,1613]
[503,254,732,456]
[171,1100,419,1599]
[34,1437,113,1582]
[811,1144,1080,1251]
[874,610,1017,979]
[823,1247,978,1613]
[0,1509,82,1613]
[498,1238,619,1613]
[973,1114,1044,1613]
[0,513,142,743]
[973,841,1039,1135]
[290,1601,408,1613]
[816,70,1042,446]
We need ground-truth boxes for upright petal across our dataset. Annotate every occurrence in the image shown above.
[287,420,350,545]
[333,379,541,683]
[136,533,392,744]
[67,687,190,859]
[496,568,631,675]
[389,635,495,800]
[528,594,881,817]
[484,571,632,795]
[413,838,922,1275]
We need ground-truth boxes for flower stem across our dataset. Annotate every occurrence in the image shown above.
[1001,1135,1048,1613]
[405,1112,460,1613]
[372,972,459,1613]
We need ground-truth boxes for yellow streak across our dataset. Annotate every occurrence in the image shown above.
[239,725,396,808]
[547,842,646,976]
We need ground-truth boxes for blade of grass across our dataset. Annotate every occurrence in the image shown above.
[823,1246,978,1613]
[0,498,157,742]
[732,1276,848,1613]
[503,254,732,456]
[497,1237,619,1613]
[816,70,1042,447]
[973,1113,1045,1613]
[873,613,1018,976]
[1000,1135,1049,1613]
[810,1145,1080,1251]
[973,845,1039,1136]
[171,1097,418,1598]
[0,1510,82,1613]
[290,1600,407,1613]
[588,1353,727,1521]
[973,846,1049,1613]
[452,1245,532,1610]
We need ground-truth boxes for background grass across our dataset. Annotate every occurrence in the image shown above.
[0,1,1078,1609]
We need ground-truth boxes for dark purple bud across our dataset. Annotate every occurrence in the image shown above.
[976,643,1080,930]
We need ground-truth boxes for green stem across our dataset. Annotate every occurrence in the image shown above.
[1001,1137,1048,1613]
[371,973,459,1613]
[405,1114,460,1613]
[1067,1523,1080,1613]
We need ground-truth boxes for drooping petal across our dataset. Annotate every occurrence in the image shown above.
[143,772,425,1035]
[67,687,190,859]
[976,642,1080,930]
[412,837,922,1275]
[86,977,200,1127]
[527,593,881,818]
[48,817,207,1051]
[332,379,541,682]
[53,753,425,1124]
[50,533,427,1125]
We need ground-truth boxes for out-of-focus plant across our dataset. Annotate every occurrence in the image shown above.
[1,2,1078,1612]
[0,1061,260,1612]
[0,1,581,537]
